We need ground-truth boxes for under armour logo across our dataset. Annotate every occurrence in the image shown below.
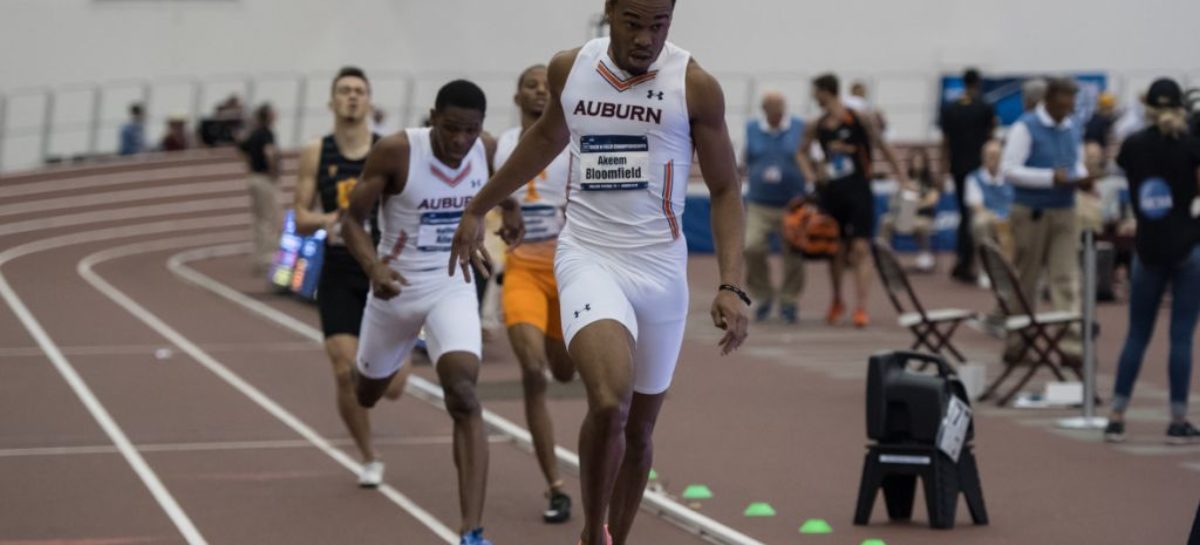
[470,179,483,188]
[647,90,664,100]
[574,304,592,318]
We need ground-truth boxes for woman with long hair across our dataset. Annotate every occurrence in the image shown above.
[1105,78,1200,444]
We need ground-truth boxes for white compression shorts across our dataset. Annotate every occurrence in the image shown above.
[356,269,481,380]
[554,230,689,395]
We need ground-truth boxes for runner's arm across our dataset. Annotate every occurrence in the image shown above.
[688,60,749,354]
[344,133,406,273]
[796,122,822,189]
[450,49,577,278]
[863,112,908,185]
[688,63,744,286]
[481,132,524,244]
[293,141,337,235]
[463,49,576,218]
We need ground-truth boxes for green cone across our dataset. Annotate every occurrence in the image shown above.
[860,540,887,545]
[743,502,776,517]
[799,519,833,534]
[648,469,658,480]
[680,484,713,500]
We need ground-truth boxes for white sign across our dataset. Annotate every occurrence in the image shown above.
[937,395,972,463]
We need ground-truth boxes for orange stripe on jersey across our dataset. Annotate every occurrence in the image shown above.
[662,161,679,240]
[381,230,407,264]
[563,153,574,216]
[596,61,659,93]
[429,162,473,188]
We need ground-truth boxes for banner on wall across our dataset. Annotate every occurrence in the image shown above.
[939,73,1108,127]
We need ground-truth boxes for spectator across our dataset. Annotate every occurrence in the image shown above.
[118,103,146,156]
[238,103,280,275]
[846,80,888,137]
[160,114,190,152]
[1114,92,1148,144]
[743,91,807,323]
[204,95,246,146]
[964,140,1015,262]
[370,106,396,136]
[1085,92,1119,149]
[879,148,940,272]
[1104,78,1200,444]
[797,73,911,328]
[940,68,996,283]
[1000,77,1097,364]
[1022,78,1047,113]
[1077,143,1107,234]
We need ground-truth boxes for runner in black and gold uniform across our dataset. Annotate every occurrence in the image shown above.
[292,66,407,487]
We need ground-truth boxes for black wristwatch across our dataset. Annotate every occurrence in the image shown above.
[718,284,752,306]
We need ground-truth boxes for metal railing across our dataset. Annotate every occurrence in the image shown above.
[2,68,1196,174]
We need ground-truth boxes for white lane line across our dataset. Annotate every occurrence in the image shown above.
[0,180,246,218]
[80,236,459,544]
[170,244,769,545]
[0,238,229,545]
[0,341,325,358]
[0,197,247,238]
[0,435,512,459]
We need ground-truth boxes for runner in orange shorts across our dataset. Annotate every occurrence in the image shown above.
[495,64,576,523]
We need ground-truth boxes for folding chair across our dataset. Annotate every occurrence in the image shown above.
[871,240,974,363]
[977,242,1085,405]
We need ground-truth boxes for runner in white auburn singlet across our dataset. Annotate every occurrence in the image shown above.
[449,2,750,543]
[342,80,501,545]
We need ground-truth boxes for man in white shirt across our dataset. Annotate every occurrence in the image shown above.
[965,139,1014,260]
[999,77,1099,363]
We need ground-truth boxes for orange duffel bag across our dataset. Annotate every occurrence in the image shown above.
[782,197,841,259]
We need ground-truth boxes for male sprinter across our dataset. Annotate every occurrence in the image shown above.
[343,80,495,545]
[497,64,577,523]
[292,66,407,487]
[797,73,909,328]
[449,1,750,543]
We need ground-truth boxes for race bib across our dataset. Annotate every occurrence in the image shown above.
[417,211,462,251]
[824,154,856,180]
[580,135,650,191]
[521,204,564,243]
[763,165,783,184]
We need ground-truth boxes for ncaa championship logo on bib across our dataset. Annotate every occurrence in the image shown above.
[1138,177,1173,220]
[418,210,464,251]
[581,135,650,191]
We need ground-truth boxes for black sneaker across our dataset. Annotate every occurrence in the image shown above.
[1167,421,1200,445]
[543,490,571,524]
[1103,420,1125,443]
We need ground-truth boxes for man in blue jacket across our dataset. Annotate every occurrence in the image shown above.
[1000,77,1099,363]
[743,91,807,323]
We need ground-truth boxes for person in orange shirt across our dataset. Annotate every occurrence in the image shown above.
[494,64,576,523]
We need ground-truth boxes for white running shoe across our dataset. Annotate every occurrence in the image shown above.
[358,460,384,488]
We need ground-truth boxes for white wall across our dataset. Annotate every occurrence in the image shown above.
[2,0,1199,170]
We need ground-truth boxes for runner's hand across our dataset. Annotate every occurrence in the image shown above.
[711,290,749,355]
[369,261,407,300]
[324,210,343,231]
[497,205,526,248]
[324,210,344,240]
[448,211,492,284]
